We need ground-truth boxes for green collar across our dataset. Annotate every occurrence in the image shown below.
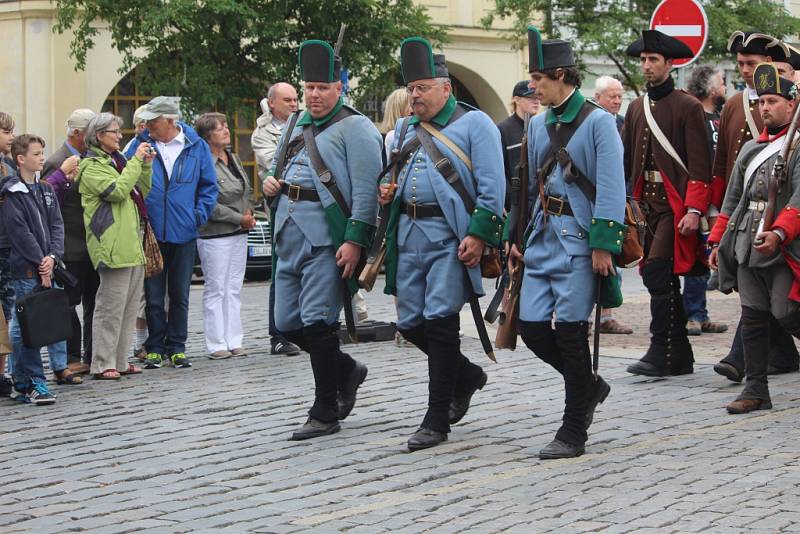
[297,97,344,127]
[545,90,586,125]
[410,94,457,126]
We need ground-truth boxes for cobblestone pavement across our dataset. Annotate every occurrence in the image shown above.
[2,271,800,533]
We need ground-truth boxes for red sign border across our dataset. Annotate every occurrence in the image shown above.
[649,0,709,68]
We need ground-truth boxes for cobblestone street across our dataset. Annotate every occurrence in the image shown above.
[2,271,800,533]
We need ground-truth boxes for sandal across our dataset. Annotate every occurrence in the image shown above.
[119,364,142,375]
[54,370,84,385]
[93,369,121,380]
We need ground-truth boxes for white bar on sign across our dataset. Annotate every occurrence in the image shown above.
[655,24,702,37]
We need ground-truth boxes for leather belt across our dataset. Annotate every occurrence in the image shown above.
[281,183,320,202]
[643,170,664,183]
[399,202,445,219]
[747,200,767,212]
[544,196,574,217]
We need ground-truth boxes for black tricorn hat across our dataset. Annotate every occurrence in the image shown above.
[768,42,800,70]
[400,37,448,84]
[727,31,788,58]
[527,26,575,73]
[625,30,693,59]
[298,40,341,83]
[754,63,797,100]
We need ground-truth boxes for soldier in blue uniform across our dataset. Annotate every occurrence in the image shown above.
[379,38,506,451]
[262,40,383,441]
[508,28,626,459]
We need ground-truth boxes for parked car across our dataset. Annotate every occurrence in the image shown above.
[194,210,272,281]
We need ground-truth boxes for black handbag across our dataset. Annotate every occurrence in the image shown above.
[15,287,72,348]
[53,260,78,289]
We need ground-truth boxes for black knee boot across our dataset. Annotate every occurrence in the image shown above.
[726,306,773,414]
[716,320,744,382]
[767,314,799,374]
[397,324,428,353]
[303,322,340,423]
[281,328,310,353]
[337,346,367,421]
[519,320,565,374]
[539,322,592,459]
[628,261,693,376]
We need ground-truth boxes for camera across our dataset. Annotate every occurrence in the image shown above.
[146,146,156,156]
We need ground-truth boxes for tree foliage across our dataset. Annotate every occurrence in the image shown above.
[483,0,800,93]
[54,0,447,116]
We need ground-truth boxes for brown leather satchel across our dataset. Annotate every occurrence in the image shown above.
[143,221,164,278]
[616,199,645,268]
[480,247,503,278]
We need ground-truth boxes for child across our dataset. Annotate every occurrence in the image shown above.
[3,134,78,404]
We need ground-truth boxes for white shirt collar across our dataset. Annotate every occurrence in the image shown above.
[747,86,759,100]
[554,88,577,110]
[159,125,185,147]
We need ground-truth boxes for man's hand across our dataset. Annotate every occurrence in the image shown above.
[709,247,719,270]
[754,231,782,256]
[240,209,256,230]
[378,183,397,206]
[336,242,362,279]
[677,211,700,236]
[39,255,54,278]
[60,155,79,180]
[458,235,484,268]
[508,243,523,272]
[262,175,283,197]
[592,249,616,277]
[40,273,52,289]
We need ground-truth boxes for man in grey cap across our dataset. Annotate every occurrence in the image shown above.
[496,81,540,210]
[125,96,217,370]
[42,108,98,376]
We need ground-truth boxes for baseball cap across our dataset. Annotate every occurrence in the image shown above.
[138,96,181,121]
[513,80,536,98]
[66,109,96,131]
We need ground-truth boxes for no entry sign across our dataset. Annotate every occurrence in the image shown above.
[649,0,709,67]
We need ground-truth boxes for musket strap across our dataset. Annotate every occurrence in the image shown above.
[643,94,689,175]
[743,135,785,192]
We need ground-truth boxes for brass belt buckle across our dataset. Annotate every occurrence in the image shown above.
[288,184,301,201]
[547,196,564,216]
[756,200,766,212]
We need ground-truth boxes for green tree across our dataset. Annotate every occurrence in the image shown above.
[54,0,447,115]
[483,0,800,94]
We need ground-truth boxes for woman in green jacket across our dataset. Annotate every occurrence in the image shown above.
[77,113,154,379]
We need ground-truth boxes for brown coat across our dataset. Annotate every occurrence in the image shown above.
[623,89,712,200]
[711,91,763,207]
[623,88,712,274]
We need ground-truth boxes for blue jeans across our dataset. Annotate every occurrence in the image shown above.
[8,278,67,386]
[144,240,195,356]
[683,272,710,323]
[0,247,15,319]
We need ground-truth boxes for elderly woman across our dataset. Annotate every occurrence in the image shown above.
[195,112,255,359]
[77,113,154,379]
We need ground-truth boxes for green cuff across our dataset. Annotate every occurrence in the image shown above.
[501,220,510,242]
[467,206,504,248]
[589,218,626,254]
[343,218,376,248]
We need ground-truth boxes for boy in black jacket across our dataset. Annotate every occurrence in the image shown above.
[3,134,77,405]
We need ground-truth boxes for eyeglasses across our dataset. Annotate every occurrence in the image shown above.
[101,129,122,136]
[406,83,439,95]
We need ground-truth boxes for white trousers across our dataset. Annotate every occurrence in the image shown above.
[197,233,248,352]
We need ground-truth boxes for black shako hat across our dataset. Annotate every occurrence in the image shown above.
[527,26,575,73]
[625,29,693,59]
[400,37,448,84]
[298,40,341,83]
[754,63,797,100]
[727,31,788,58]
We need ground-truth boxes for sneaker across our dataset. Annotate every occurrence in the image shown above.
[170,353,192,368]
[133,347,147,362]
[271,339,301,356]
[26,379,56,405]
[0,374,12,397]
[144,353,163,369]
[686,320,702,336]
[395,331,412,347]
